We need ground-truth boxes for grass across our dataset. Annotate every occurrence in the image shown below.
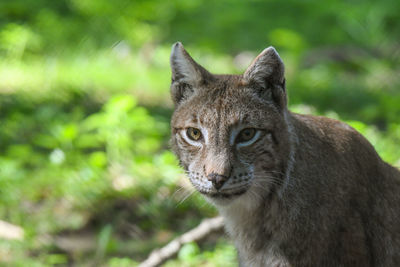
[0,43,399,266]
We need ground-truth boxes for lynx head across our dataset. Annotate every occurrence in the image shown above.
[170,42,293,207]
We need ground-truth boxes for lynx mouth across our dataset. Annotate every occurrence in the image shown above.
[198,186,249,199]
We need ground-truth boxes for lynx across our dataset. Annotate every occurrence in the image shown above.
[169,42,400,266]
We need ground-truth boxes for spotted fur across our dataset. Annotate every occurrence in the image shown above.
[169,42,400,267]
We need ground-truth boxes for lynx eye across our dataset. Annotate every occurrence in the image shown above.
[237,128,256,143]
[187,127,202,141]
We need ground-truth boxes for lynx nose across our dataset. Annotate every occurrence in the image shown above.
[207,173,228,190]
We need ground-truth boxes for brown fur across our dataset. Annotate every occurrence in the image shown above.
[169,42,400,266]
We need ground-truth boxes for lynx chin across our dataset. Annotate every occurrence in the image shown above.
[169,42,400,267]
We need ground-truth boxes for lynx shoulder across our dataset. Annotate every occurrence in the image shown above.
[169,42,400,267]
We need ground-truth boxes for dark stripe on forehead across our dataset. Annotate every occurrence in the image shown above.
[199,115,204,124]
[241,113,250,124]
[190,114,197,124]
[215,98,222,148]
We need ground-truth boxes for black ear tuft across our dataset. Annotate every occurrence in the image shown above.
[243,47,287,109]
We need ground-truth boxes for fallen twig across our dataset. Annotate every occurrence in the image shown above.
[139,216,224,267]
[0,220,24,240]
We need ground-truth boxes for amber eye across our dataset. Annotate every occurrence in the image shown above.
[187,127,202,141]
[237,128,256,143]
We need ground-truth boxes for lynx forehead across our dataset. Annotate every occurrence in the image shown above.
[170,42,291,205]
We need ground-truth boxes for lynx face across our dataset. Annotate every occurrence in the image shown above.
[170,43,292,205]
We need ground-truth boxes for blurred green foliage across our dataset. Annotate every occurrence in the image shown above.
[0,0,399,266]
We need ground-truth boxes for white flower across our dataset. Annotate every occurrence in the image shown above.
[49,148,65,164]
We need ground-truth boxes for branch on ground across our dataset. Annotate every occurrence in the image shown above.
[139,216,224,267]
[0,220,24,240]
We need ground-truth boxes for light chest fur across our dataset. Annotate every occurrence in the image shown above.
[218,193,290,266]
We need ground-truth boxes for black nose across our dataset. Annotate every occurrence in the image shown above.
[207,173,228,190]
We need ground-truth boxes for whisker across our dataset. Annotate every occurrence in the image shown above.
[252,177,284,186]
[171,186,186,198]
[252,175,282,180]
[176,190,196,206]
[253,176,282,182]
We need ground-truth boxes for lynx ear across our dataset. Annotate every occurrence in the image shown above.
[243,47,286,109]
[170,42,212,105]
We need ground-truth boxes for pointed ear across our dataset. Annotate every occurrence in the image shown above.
[243,47,287,109]
[170,42,212,105]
